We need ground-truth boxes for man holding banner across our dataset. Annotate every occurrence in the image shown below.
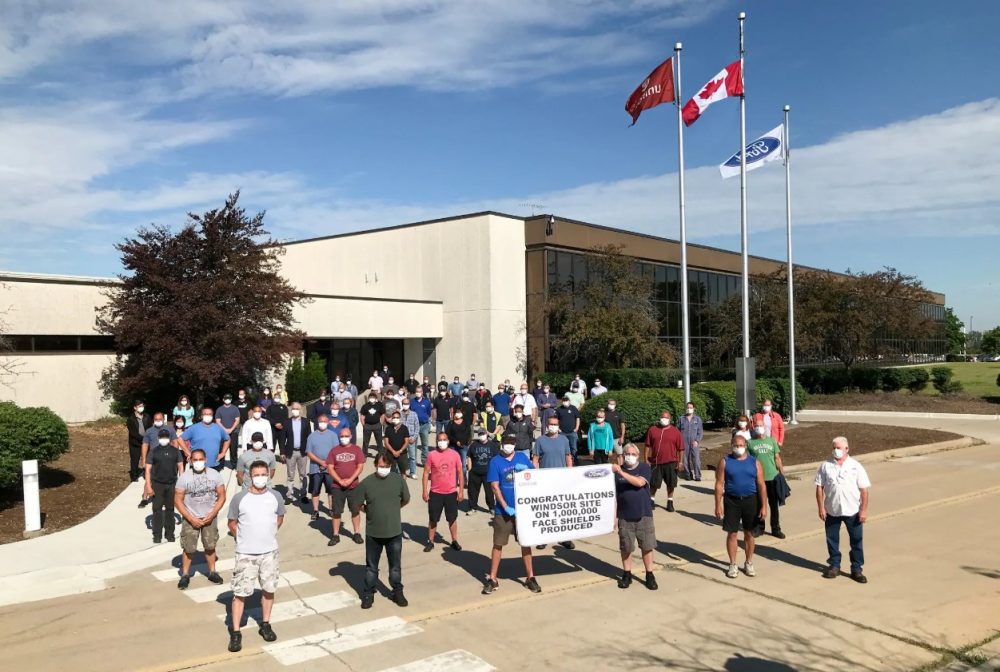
[483,441,540,595]
[612,443,658,590]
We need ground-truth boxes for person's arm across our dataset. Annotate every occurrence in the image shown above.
[176,457,184,477]
[695,418,703,445]
[714,459,726,519]
[859,488,869,523]
[174,487,201,527]
[205,484,227,524]
[219,437,229,466]
[573,413,580,434]
[143,460,153,499]
[140,440,150,469]
[421,461,430,502]
[775,452,785,475]
[615,467,648,488]
[676,433,685,472]
[816,484,826,521]
[456,455,465,500]
[276,515,285,529]
[645,431,654,463]
[756,461,767,520]
[236,462,245,487]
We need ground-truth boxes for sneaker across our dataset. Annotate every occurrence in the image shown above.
[328,535,340,547]
[283,496,292,505]
[822,566,840,579]
[407,473,418,480]
[482,577,500,595]
[207,571,224,585]
[352,532,364,544]
[177,575,190,590]
[850,570,868,584]
[617,572,633,589]
[645,571,658,591]
[536,544,547,550]
[743,561,756,577]
[152,537,162,544]
[525,576,542,593]
[310,512,319,522]
[228,631,242,653]
[450,540,462,552]
[137,499,149,509]
[694,476,702,482]
[424,541,434,552]
[258,622,277,642]
[560,540,575,550]
[360,593,374,609]
[772,529,786,539]
[392,589,408,607]
[726,564,739,579]
[666,500,675,513]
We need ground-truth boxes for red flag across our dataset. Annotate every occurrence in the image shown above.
[625,57,675,126]
[681,61,743,126]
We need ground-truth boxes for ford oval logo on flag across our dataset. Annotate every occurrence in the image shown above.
[723,136,781,168]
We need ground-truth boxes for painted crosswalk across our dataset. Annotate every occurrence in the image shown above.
[182,569,317,603]
[151,557,236,582]
[215,590,358,624]
[262,616,422,665]
[377,650,496,672]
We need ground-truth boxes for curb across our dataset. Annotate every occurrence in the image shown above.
[798,409,1000,421]
[783,435,982,476]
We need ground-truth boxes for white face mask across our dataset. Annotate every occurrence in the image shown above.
[339,437,351,445]
[624,455,639,467]
[251,475,268,489]
[485,407,494,413]
[391,418,401,425]
[224,399,232,405]
[660,418,670,426]
[253,412,262,420]
[455,414,463,420]
[597,417,605,424]
[547,425,559,434]
[763,405,772,413]
[738,421,747,429]
[755,427,766,436]
[376,467,391,478]
[733,446,746,457]
[437,441,449,450]
[136,406,145,414]
[318,422,328,431]
[686,408,694,415]
[500,445,515,456]
[158,438,170,447]
[252,441,264,450]
[180,401,188,407]
[520,389,528,395]
[833,448,846,460]
[478,435,488,442]
[607,404,616,411]
[331,409,340,416]
[175,422,185,429]
[402,405,410,411]
[202,415,213,424]
[290,409,300,418]
[154,420,164,427]
[192,460,206,473]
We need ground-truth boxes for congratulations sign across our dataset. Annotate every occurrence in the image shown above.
[513,465,616,546]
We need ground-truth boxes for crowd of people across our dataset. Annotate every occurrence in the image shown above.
[127,367,872,653]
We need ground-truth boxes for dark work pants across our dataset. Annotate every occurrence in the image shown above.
[227,428,240,465]
[592,451,609,464]
[765,479,781,532]
[467,471,495,512]
[129,442,142,481]
[362,425,383,456]
[825,513,864,572]
[151,481,176,540]
[364,534,403,595]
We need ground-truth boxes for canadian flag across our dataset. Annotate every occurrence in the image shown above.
[682,61,743,126]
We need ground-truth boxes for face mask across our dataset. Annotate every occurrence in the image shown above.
[346,381,352,386]
[202,415,213,424]
[624,455,639,467]
[547,425,559,434]
[339,437,351,445]
[224,399,232,405]
[500,445,515,456]
[344,404,352,410]
[180,401,187,407]
[391,418,400,425]
[462,395,470,401]
[833,448,845,460]
[755,427,765,436]
[263,390,270,396]
[251,475,268,489]
[175,421,185,429]
[686,408,694,415]
[733,446,746,457]
[485,407,494,413]
[192,460,206,473]
[478,435,488,442]
[318,422,328,431]
[543,389,550,395]
[454,380,460,384]
[763,405,772,413]
[253,412,262,420]
[513,412,523,419]
[289,409,299,418]
[158,438,170,447]
[415,392,422,397]
[252,441,264,450]
[154,420,164,427]
[562,401,570,408]
[137,406,145,414]
[331,409,340,416]
[660,418,670,426]
[320,396,327,401]
[520,388,528,394]
[437,441,449,450]
[402,405,410,411]
[239,393,246,399]
[607,404,616,411]
[738,421,747,429]
[597,417,605,424]
[376,467,391,478]
[613,445,624,455]
[455,414,463,420]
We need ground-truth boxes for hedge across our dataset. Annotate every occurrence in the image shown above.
[0,401,70,489]
[796,366,930,394]
[539,368,684,392]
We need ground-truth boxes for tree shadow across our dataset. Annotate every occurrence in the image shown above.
[0,467,76,511]
[961,565,1000,579]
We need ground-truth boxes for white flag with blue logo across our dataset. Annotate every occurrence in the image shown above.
[719,123,784,179]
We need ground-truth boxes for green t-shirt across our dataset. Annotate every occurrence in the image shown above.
[748,437,780,481]
[356,472,410,538]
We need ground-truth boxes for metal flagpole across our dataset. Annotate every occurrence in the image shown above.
[784,104,797,424]
[675,43,691,402]
[737,11,752,414]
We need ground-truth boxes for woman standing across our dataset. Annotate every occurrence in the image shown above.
[732,415,752,443]
[587,409,615,464]
[257,386,274,410]
[172,395,194,428]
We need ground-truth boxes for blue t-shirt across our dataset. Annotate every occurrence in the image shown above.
[615,462,653,521]
[492,392,511,416]
[532,434,570,469]
[305,429,338,475]
[410,397,432,424]
[486,452,533,516]
[181,422,229,467]
[142,425,176,447]
[216,403,241,429]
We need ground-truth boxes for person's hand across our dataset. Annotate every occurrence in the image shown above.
[143,485,153,500]
[202,514,216,525]
[715,504,723,520]
[858,510,868,524]
[611,463,621,475]
[278,455,286,464]
[457,491,464,503]
[504,505,516,517]
[818,508,827,522]
[189,518,204,529]
[693,441,699,449]
[759,507,767,521]
[422,491,430,503]
[678,463,685,473]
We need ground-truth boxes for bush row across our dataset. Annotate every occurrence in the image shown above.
[0,401,70,489]
[795,367,931,394]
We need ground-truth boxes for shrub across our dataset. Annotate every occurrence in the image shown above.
[284,353,328,404]
[538,372,577,391]
[579,389,679,443]
[0,402,70,488]
[930,366,954,394]
[880,368,906,392]
[996,372,1000,389]
[905,368,929,393]
[850,368,882,392]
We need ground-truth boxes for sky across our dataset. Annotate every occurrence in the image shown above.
[1,0,998,330]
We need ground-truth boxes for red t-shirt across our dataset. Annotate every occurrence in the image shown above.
[325,444,365,490]
[645,425,685,465]
[425,448,462,495]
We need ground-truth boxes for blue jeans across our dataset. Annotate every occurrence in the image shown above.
[456,446,469,481]
[825,513,864,572]
[435,421,447,436]
[418,423,431,465]
[562,431,579,466]
[407,442,418,476]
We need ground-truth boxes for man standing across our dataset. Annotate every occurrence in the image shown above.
[422,431,464,553]
[181,408,230,473]
[816,437,871,583]
[383,410,410,477]
[126,399,150,483]
[325,428,365,547]
[749,419,786,538]
[678,401,704,482]
[344,378,359,402]
[399,398,422,480]
[283,402,312,504]
[368,370,384,397]
[216,394,241,468]
[383,389,401,420]
[644,410,684,512]
[175,448,227,590]
[410,386,433,469]
[355,453,410,609]
[604,399,626,451]
[714,436,766,579]
[445,408,473,481]
[479,401,504,443]
[265,396,289,457]
[305,415,338,522]
[144,428,184,543]
[340,396,360,445]
[555,394,581,466]
[139,412,174,508]
[492,384,511,425]
[384,376,400,397]
[512,384,538,424]
[753,399,786,447]
[531,418,575,551]
[537,384,558,425]
[310,389,333,422]
[505,404,534,461]
[239,406,273,456]
[565,385,584,411]
[448,376,464,398]
[236,389,252,426]
[432,390,452,435]
[612,443,657,590]
[466,430,499,514]
[360,393,385,458]
[590,378,608,398]
[236,432,277,491]
[570,374,588,400]
[483,440,540,595]
[227,462,285,653]
[404,372,420,395]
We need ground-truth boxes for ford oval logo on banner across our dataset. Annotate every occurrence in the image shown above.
[723,136,781,168]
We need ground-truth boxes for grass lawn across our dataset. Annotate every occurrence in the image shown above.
[913,362,1000,399]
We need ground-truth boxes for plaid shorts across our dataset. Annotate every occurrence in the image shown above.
[231,549,280,597]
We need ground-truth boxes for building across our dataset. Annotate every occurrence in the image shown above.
[0,212,946,422]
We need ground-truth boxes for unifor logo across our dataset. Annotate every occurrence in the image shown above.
[723,136,781,168]
[584,468,607,479]
[523,472,532,481]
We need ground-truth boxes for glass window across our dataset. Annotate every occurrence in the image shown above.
[556,252,572,292]
[32,335,80,351]
[667,267,680,302]
[654,265,667,302]
[572,254,587,291]
[668,303,681,338]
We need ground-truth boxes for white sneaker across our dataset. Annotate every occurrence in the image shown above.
[726,564,739,579]
[743,561,756,577]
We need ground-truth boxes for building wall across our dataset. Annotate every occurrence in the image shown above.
[0,354,114,422]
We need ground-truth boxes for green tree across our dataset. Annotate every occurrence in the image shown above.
[98,192,306,412]
[981,326,1000,354]
[943,307,965,354]
[546,244,676,372]
[284,353,328,403]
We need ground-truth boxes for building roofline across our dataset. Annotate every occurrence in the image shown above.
[277,210,525,247]
[0,271,120,286]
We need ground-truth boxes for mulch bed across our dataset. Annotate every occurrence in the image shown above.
[807,392,1000,415]
[0,419,131,545]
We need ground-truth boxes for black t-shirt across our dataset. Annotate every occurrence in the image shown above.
[404,378,419,394]
[236,400,252,423]
[556,405,581,433]
[456,399,476,420]
[468,440,499,475]
[446,420,472,447]
[385,424,410,451]
[605,409,623,438]
[432,396,452,420]
[437,381,449,394]
[361,400,385,425]
[149,445,183,484]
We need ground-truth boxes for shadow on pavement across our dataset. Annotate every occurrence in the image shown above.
[656,540,729,573]
[752,544,826,573]
[328,559,395,599]
[961,565,1000,579]
[676,509,721,527]
[680,483,715,496]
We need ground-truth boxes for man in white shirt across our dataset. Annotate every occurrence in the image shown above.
[590,379,608,397]
[815,436,871,583]
[239,406,273,454]
[511,383,538,423]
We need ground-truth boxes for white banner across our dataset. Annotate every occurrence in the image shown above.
[719,123,784,179]
[513,464,616,546]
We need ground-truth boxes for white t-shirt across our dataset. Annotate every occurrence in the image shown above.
[814,456,871,517]
[512,393,537,415]
[239,417,273,451]
[228,488,286,555]
[368,375,384,392]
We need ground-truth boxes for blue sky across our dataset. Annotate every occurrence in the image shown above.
[1,0,998,330]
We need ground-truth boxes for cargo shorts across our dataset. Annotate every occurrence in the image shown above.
[231,549,280,597]
[180,518,220,554]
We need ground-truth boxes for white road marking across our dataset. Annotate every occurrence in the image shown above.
[262,616,421,666]
[183,569,316,603]
[377,650,496,672]
[215,591,359,623]
[152,557,236,582]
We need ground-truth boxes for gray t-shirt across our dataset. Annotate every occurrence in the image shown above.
[176,468,225,519]
[533,434,571,469]
[237,448,277,490]
[228,488,286,555]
